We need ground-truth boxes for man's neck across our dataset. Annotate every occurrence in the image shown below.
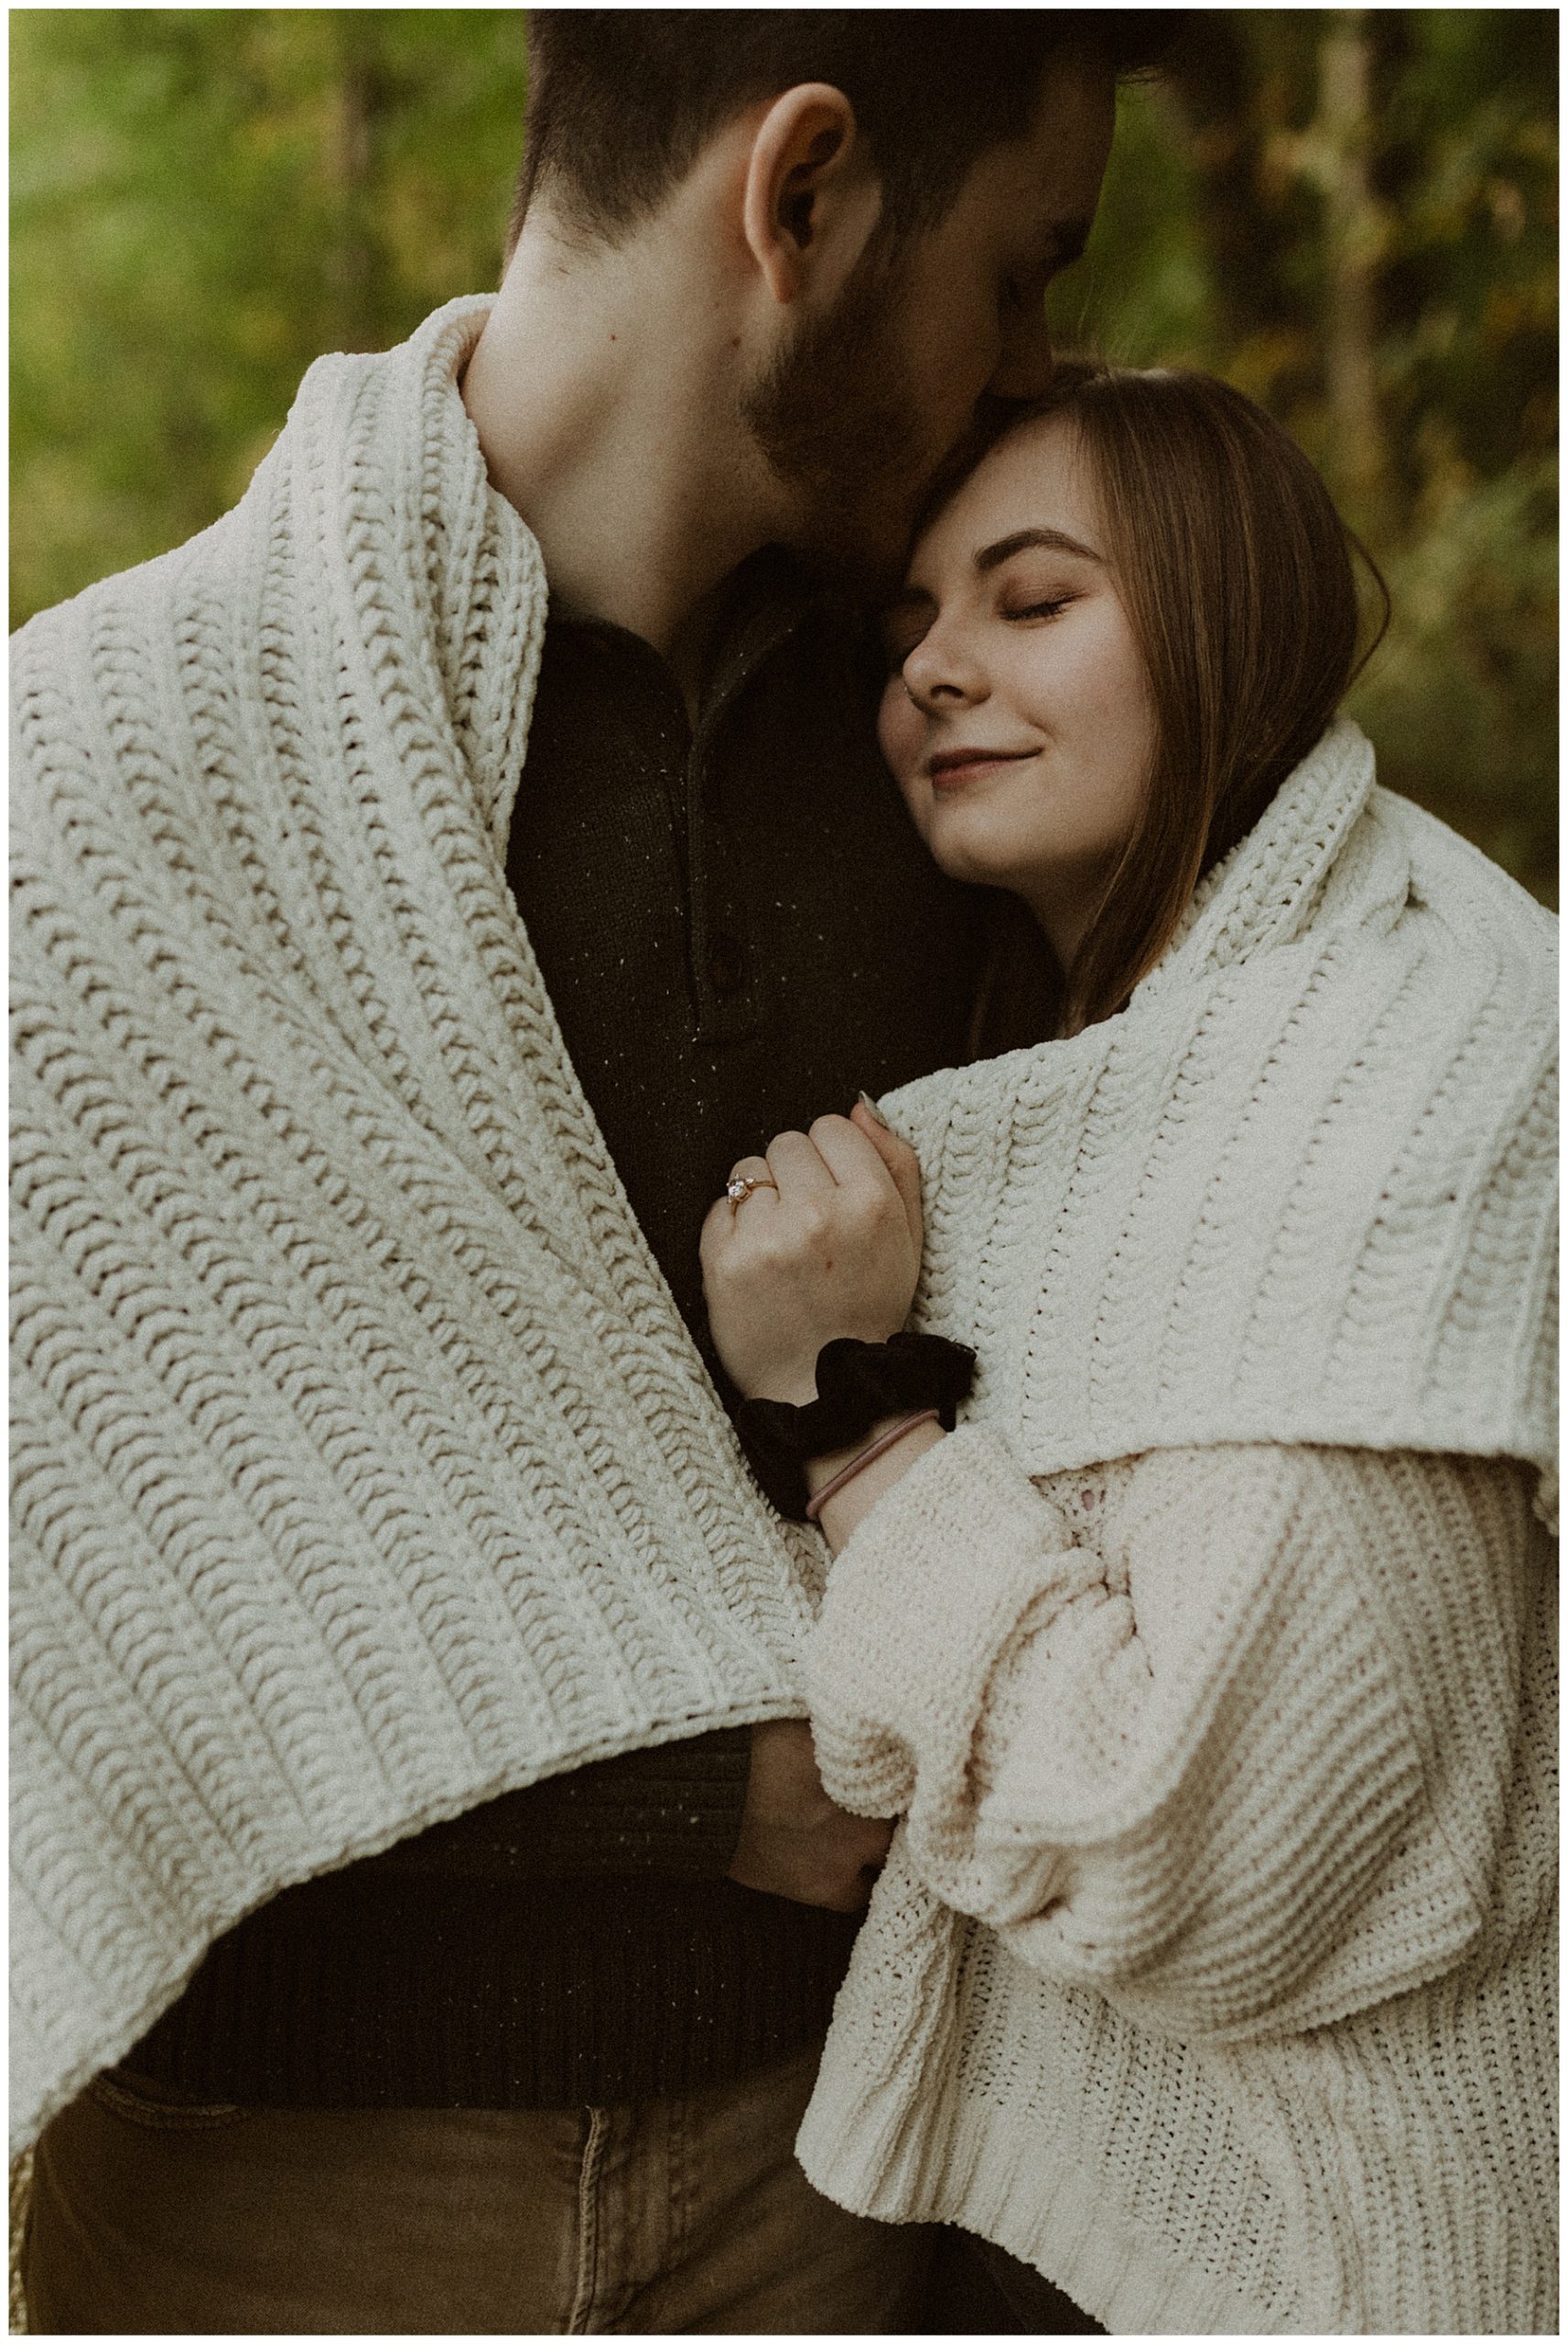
[461,217,787,695]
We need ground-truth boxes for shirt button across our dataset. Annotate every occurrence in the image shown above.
[707,934,747,997]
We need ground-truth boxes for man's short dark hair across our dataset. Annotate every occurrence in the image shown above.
[511,9,1184,255]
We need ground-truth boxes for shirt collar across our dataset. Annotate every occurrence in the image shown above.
[546,546,831,732]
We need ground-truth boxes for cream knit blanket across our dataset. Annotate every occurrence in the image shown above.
[879,717,1556,1518]
[9,297,827,2151]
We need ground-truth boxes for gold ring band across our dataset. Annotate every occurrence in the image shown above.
[725,1173,778,1209]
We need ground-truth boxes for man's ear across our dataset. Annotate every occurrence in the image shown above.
[741,83,884,309]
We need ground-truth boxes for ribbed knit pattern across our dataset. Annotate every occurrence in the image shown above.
[9,295,828,2153]
[795,750,1556,2333]
[799,1439,1557,2335]
[877,721,1557,1523]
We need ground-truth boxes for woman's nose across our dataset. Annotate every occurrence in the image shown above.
[901,622,987,711]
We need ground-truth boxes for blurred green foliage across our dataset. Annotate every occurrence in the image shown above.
[10,8,1557,899]
[11,9,525,616]
[1063,10,1558,902]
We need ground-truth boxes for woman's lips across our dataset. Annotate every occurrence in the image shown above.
[926,747,1036,790]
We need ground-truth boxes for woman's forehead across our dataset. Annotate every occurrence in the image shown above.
[902,414,1099,591]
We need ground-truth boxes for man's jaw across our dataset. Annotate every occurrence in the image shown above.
[779,425,961,602]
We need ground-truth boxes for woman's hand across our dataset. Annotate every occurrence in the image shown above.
[701,1101,924,1404]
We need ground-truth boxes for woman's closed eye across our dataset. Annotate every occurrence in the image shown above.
[1002,594,1074,624]
[881,592,1076,673]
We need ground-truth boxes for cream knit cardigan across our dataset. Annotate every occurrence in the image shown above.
[797,724,1557,2333]
[9,297,829,2152]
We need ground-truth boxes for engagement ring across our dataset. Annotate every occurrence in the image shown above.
[725,1174,777,1209]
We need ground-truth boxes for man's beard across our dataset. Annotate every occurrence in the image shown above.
[740,236,939,597]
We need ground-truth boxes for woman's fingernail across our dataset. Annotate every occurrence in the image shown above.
[857,1090,892,1128]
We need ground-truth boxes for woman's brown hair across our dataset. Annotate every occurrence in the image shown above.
[939,363,1390,1037]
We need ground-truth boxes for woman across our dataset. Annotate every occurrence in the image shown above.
[700,364,1557,2334]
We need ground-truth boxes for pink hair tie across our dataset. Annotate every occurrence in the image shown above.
[803,1409,940,1524]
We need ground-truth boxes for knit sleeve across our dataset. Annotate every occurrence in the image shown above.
[806,1428,1530,2041]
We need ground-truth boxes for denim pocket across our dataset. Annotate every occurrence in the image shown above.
[87,2067,251,2130]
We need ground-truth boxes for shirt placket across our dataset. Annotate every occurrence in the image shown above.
[683,605,804,1047]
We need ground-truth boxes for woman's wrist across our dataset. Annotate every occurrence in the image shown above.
[730,1333,975,1523]
[803,1410,946,1551]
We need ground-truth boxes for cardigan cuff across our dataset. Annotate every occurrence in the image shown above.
[807,1425,1086,1817]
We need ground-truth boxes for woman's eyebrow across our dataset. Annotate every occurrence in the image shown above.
[975,526,1103,573]
[885,521,1104,621]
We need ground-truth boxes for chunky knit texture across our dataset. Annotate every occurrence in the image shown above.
[870,721,1557,1517]
[9,296,829,2153]
[797,732,1558,2333]
[800,1440,1556,2335]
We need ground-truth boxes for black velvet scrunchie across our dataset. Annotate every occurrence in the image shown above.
[734,1331,976,1522]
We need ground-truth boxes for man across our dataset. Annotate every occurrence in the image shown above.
[14,12,1173,2330]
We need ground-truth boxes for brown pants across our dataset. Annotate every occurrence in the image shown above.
[22,2045,931,2334]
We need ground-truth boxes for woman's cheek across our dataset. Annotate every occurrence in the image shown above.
[896,773,934,849]
[879,678,941,845]
[877,676,922,780]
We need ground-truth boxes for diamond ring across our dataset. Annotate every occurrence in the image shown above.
[725,1174,778,1210]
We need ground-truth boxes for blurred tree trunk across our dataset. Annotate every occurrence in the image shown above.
[1163,14,1294,355]
[327,15,381,352]
[1315,10,1390,507]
